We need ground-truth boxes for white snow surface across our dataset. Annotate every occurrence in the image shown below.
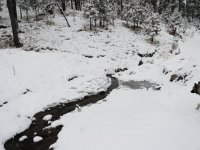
[52,33,200,150]
[18,136,27,142]
[0,13,200,150]
[33,136,43,143]
[43,114,52,121]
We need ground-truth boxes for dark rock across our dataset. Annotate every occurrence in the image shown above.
[170,74,178,82]
[97,55,105,58]
[68,76,78,81]
[2,35,11,38]
[77,29,83,32]
[115,68,128,73]
[163,68,169,74]
[23,89,32,95]
[19,30,25,33]
[191,82,200,95]
[138,60,143,66]
[3,101,8,104]
[83,55,93,58]
[170,73,188,82]
[155,86,162,90]
[65,38,70,40]
[137,51,156,58]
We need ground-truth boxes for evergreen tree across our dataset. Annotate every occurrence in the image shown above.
[144,12,160,42]
[83,1,99,30]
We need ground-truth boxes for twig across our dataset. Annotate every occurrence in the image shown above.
[12,65,15,76]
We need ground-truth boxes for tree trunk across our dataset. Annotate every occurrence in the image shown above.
[7,0,22,47]
[90,17,92,30]
[71,0,73,9]
[99,17,103,27]
[121,0,123,13]
[34,0,37,20]
[79,0,81,10]
[61,0,66,11]
[56,3,70,27]
[74,0,77,10]
[95,17,97,27]
[151,35,154,43]
[25,0,29,21]
[19,4,22,19]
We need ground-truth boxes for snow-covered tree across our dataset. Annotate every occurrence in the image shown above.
[144,11,160,43]
[17,0,31,20]
[107,0,118,26]
[121,1,132,27]
[168,8,183,35]
[83,1,99,30]
[0,0,3,12]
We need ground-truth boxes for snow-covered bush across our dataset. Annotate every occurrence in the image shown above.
[144,12,161,43]
[45,19,55,26]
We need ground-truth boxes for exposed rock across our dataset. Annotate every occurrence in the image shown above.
[170,74,188,82]
[115,68,128,73]
[170,74,178,82]
[137,51,156,58]
[68,76,78,81]
[83,55,93,58]
[138,60,143,66]
[65,38,70,40]
[23,89,32,95]
[163,68,170,75]
[191,82,200,95]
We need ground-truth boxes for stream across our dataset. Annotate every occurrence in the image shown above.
[4,76,119,150]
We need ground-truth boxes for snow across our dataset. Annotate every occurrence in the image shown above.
[33,136,43,143]
[43,114,52,121]
[53,88,200,150]
[0,11,200,150]
[18,136,27,142]
[51,31,200,150]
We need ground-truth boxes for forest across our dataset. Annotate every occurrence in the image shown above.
[1,0,200,47]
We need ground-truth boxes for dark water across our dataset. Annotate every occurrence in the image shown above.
[122,80,161,90]
[4,76,119,150]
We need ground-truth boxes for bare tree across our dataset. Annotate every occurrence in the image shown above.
[7,0,22,47]
[61,0,66,11]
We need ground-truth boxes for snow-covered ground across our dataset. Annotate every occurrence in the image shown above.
[51,33,200,150]
[53,88,200,150]
[0,13,200,150]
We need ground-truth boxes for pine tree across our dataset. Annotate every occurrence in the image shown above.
[83,1,98,30]
[107,0,118,26]
[144,11,160,43]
